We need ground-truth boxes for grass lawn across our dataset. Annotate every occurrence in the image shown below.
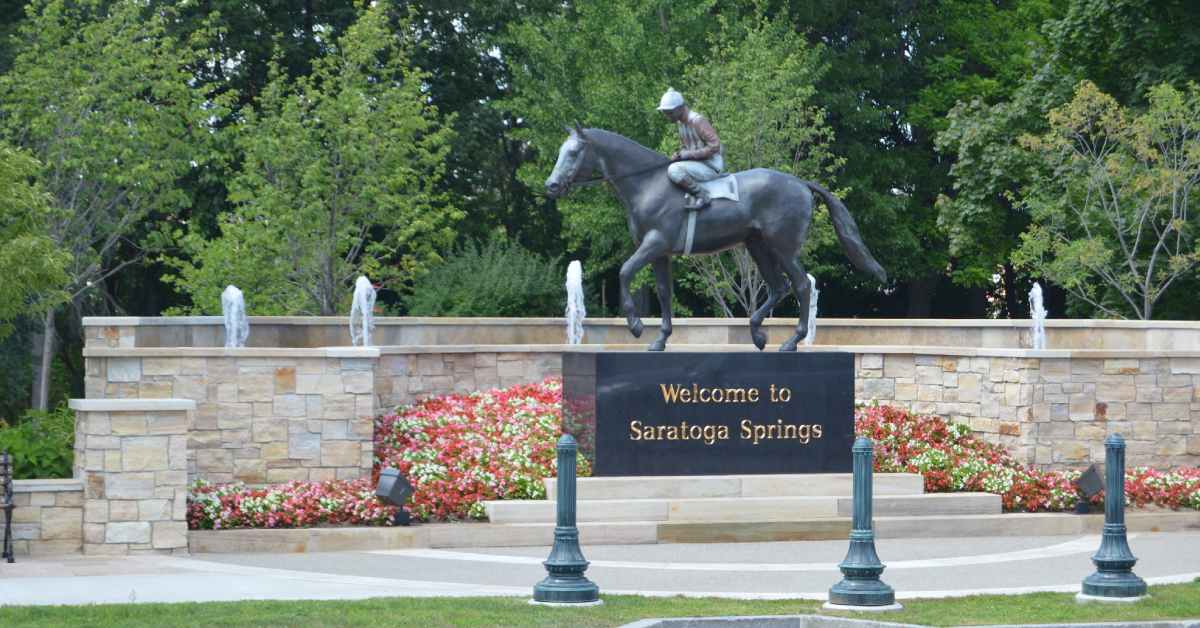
[0,581,1196,627]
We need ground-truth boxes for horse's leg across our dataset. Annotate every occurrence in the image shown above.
[745,239,787,351]
[777,257,812,352]
[648,258,673,351]
[619,233,669,339]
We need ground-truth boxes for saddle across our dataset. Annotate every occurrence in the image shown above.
[699,174,739,202]
[677,175,739,254]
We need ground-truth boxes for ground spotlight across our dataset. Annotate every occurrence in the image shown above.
[375,467,414,526]
[1074,463,1103,514]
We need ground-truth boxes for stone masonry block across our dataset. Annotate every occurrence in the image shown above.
[274,367,296,394]
[289,432,321,460]
[152,521,188,550]
[109,500,139,521]
[146,412,188,435]
[106,473,156,500]
[320,441,360,467]
[107,358,142,383]
[883,355,915,379]
[138,499,172,521]
[342,372,373,394]
[85,500,108,523]
[105,522,151,544]
[38,509,81,542]
[237,374,273,402]
[110,414,148,436]
[217,403,252,430]
[273,394,307,417]
[122,436,169,471]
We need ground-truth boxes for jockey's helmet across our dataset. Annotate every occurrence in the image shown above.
[657,87,685,111]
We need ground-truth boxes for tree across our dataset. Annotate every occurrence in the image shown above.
[166,5,459,315]
[502,1,723,314]
[403,237,564,317]
[677,9,839,316]
[0,143,68,339]
[0,0,213,409]
[1012,81,1200,319]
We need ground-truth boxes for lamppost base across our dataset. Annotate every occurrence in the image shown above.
[1080,571,1148,600]
[828,579,896,608]
[823,601,903,612]
[1076,592,1149,604]
[532,577,600,604]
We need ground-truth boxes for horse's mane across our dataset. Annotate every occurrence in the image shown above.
[585,128,669,172]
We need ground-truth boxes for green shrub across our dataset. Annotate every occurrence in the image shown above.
[0,404,74,479]
[404,239,565,317]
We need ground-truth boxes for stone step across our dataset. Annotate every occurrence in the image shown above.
[187,510,1200,553]
[545,473,925,500]
[483,492,999,524]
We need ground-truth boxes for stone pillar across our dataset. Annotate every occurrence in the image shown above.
[70,399,192,556]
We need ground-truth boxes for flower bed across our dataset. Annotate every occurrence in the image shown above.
[856,404,1200,512]
[188,384,1200,529]
[188,479,395,530]
[373,378,588,521]
[188,378,581,529]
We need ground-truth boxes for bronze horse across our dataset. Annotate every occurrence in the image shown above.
[545,124,887,351]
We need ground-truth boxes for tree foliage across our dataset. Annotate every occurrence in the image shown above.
[404,238,565,317]
[166,5,459,316]
[503,1,722,305]
[1013,81,1200,319]
[0,0,212,302]
[674,8,839,316]
[0,143,68,339]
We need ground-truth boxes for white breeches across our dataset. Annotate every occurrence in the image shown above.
[668,155,724,184]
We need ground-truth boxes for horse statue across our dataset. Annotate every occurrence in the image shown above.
[544,123,887,351]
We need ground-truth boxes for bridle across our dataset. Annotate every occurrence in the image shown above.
[561,138,667,191]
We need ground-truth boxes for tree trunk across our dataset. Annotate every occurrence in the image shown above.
[31,308,56,411]
[905,276,936,317]
[1002,263,1021,319]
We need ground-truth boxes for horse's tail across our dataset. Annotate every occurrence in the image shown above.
[805,182,888,283]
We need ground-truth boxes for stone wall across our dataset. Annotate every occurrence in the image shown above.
[83,348,377,484]
[9,479,83,556]
[854,353,1200,469]
[84,316,1200,352]
[79,343,1200,488]
[70,399,191,555]
[376,349,563,409]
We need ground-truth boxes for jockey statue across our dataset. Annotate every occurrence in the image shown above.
[658,87,724,210]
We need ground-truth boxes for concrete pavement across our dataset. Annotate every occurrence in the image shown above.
[1,532,1198,606]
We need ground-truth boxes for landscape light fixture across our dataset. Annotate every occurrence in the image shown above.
[375,468,414,526]
[1,450,14,563]
[1074,463,1103,514]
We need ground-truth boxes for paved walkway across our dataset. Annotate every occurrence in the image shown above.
[1,532,1198,606]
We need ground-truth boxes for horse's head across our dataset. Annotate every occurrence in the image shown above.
[544,123,599,199]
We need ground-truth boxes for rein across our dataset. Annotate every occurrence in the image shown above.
[571,158,667,188]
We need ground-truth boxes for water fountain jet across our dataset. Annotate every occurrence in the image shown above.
[566,261,586,345]
[221,285,249,348]
[350,276,377,347]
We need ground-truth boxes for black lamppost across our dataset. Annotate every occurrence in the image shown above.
[2,450,14,563]
[532,434,601,605]
[825,437,899,610]
[1078,434,1147,602]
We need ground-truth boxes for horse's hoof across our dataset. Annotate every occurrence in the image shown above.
[648,338,667,352]
[629,318,644,338]
[751,329,767,351]
[779,340,798,352]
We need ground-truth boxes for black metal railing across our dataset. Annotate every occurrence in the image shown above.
[1,450,14,563]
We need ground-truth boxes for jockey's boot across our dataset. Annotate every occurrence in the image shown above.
[682,178,711,211]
